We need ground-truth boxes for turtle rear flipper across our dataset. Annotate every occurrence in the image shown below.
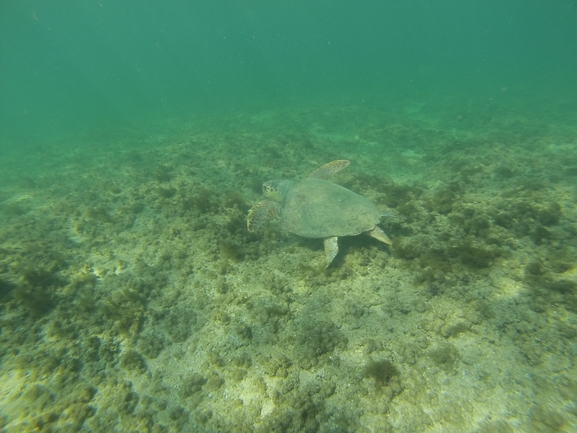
[308,160,350,179]
[368,226,392,245]
[247,200,281,232]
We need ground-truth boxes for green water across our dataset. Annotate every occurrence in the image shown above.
[2,1,576,143]
[1,1,576,432]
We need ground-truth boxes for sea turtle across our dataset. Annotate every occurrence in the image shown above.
[247,160,392,267]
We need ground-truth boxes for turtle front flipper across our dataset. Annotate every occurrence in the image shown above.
[323,236,339,267]
[247,200,281,232]
[308,160,350,179]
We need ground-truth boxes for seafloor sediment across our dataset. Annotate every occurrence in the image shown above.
[0,99,576,432]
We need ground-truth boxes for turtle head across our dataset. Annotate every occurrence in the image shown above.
[263,180,290,202]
